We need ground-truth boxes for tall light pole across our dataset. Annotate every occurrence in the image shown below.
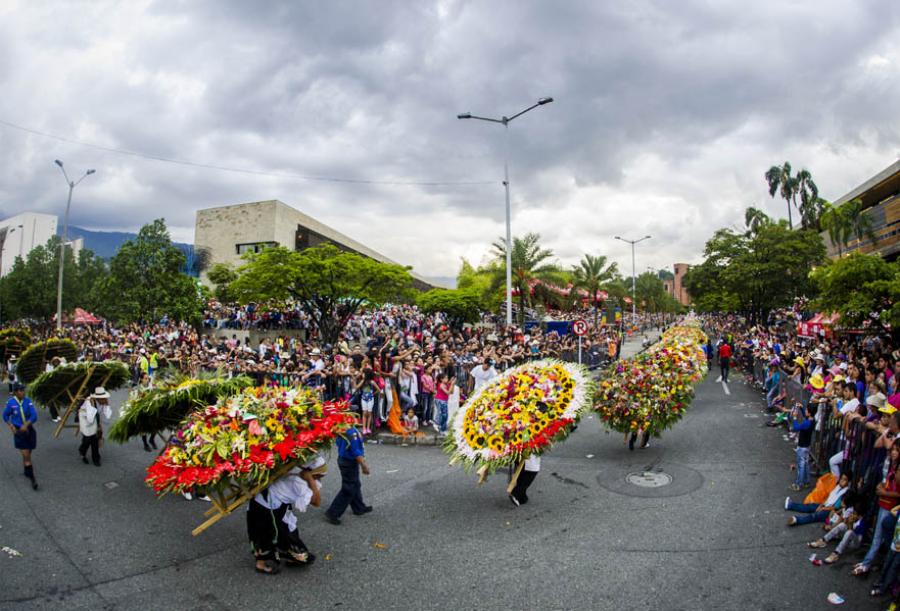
[54,160,95,330]
[457,97,554,327]
[615,235,652,325]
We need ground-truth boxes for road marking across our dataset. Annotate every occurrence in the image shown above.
[722,381,731,395]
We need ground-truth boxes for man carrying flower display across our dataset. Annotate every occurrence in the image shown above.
[247,456,328,575]
[509,455,540,506]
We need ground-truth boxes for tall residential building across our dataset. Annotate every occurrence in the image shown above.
[0,213,58,277]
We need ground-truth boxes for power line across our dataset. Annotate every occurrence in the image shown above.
[0,118,495,187]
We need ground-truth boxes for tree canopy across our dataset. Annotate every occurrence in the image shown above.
[229,244,415,344]
[93,219,204,324]
[811,253,900,331]
[684,213,826,321]
[417,288,482,330]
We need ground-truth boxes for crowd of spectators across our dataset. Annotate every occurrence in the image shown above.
[7,302,664,438]
[705,311,900,603]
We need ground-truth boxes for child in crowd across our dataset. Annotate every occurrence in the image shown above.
[789,402,816,491]
[807,496,866,564]
[786,472,849,526]
[403,408,419,433]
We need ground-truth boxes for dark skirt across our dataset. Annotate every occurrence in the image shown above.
[246,498,311,563]
[13,426,37,450]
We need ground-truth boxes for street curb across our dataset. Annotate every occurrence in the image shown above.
[369,432,444,446]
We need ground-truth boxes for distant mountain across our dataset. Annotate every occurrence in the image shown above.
[423,276,456,289]
[66,226,190,259]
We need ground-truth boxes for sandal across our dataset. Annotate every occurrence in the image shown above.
[789,484,801,492]
[824,552,840,564]
[870,587,883,597]
[807,539,826,549]
[255,559,281,575]
[851,564,870,577]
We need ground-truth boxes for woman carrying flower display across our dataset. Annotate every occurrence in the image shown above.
[248,456,328,575]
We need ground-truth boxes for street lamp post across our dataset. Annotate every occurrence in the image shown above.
[54,160,95,331]
[457,97,554,327]
[614,235,652,326]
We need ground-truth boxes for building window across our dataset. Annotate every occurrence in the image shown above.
[236,242,276,255]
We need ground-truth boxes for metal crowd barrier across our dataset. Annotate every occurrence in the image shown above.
[741,355,881,482]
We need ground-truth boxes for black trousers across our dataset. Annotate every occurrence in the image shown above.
[326,458,367,518]
[79,434,100,465]
[720,357,730,382]
[511,470,537,504]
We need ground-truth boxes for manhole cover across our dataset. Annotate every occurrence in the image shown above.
[626,471,672,488]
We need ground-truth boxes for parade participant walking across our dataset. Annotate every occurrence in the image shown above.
[324,423,371,524]
[247,457,327,575]
[509,455,541,506]
[77,396,102,467]
[718,340,732,383]
[3,383,39,490]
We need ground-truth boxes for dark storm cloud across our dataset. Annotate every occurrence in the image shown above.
[0,0,898,275]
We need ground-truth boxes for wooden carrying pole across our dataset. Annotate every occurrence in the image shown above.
[191,461,300,537]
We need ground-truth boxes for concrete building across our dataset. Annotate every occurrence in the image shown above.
[662,263,691,306]
[822,159,900,260]
[0,213,58,277]
[194,200,435,290]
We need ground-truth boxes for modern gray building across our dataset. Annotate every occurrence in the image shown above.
[194,200,436,290]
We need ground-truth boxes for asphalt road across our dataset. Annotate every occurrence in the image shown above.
[0,336,883,611]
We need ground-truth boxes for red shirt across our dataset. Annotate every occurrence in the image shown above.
[718,344,732,359]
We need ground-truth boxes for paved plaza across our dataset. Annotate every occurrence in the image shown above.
[0,346,882,610]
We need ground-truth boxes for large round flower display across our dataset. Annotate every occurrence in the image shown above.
[446,359,593,474]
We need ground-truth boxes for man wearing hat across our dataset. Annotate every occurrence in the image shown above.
[3,383,39,490]
[77,387,109,467]
[302,348,326,389]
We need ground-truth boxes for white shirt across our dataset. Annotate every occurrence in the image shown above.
[839,398,860,416]
[524,455,541,472]
[253,475,319,532]
[471,366,498,391]
[78,400,99,437]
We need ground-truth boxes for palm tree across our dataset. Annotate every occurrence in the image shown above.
[490,233,562,325]
[819,202,846,256]
[572,254,618,323]
[744,206,772,236]
[841,198,877,250]
[765,162,797,230]
[819,198,876,256]
[795,170,821,230]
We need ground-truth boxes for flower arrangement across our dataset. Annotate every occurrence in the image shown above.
[594,324,707,435]
[445,359,594,475]
[29,361,130,408]
[108,372,253,443]
[145,386,355,495]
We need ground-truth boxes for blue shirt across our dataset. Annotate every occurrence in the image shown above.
[3,396,38,429]
[336,427,365,461]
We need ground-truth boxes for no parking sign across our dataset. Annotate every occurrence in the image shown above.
[572,319,588,336]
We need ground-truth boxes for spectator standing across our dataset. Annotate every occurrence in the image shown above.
[3,383,39,490]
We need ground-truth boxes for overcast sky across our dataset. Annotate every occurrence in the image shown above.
[0,0,898,281]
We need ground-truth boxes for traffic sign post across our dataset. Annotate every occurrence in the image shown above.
[572,319,588,365]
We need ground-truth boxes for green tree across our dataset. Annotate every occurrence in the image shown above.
[0,236,105,322]
[765,162,798,230]
[683,223,826,321]
[744,206,772,236]
[490,233,562,324]
[457,258,500,312]
[822,198,877,256]
[795,170,821,230]
[229,244,414,344]
[417,288,482,330]
[811,253,900,330]
[206,263,238,303]
[93,219,204,324]
[571,254,619,322]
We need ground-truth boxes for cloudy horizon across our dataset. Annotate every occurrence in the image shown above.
[1,0,898,281]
